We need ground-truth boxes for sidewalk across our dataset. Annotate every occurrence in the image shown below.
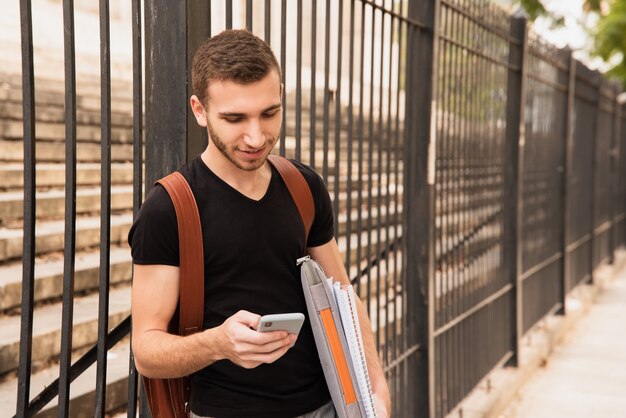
[501,259,626,418]
[447,250,626,418]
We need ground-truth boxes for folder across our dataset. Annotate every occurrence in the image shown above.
[298,256,377,418]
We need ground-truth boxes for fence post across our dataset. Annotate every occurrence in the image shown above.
[558,48,575,314]
[503,11,527,367]
[144,0,209,189]
[615,91,625,252]
[143,2,209,417]
[404,0,438,416]
[608,84,621,264]
[590,72,603,283]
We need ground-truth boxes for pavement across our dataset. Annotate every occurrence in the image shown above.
[446,249,626,418]
[500,260,626,418]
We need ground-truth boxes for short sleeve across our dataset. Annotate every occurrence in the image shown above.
[127,184,180,266]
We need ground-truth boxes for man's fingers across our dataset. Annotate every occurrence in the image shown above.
[245,342,293,365]
[250,329,290,344]
[234,334,297,368]
[237,334,294,356]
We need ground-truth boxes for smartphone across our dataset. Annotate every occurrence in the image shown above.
[256,313,305,335]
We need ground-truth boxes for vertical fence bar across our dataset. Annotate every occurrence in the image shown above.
[333,0,343,239]
[16,1,36,416]
[344,0,355,274]
[503,12,527,367]
[355,0,366,295]
[310,0,317,169]
[395,2,405,412]
[366,5,376,313]
[590,73,601,283]
[405,0,438,415]
[95,0,112,416]
[246,0,252,31]
[383,0,394,374]
[613,89,624,257]
[561,51,576,304]
[58,0,78,415]
[295,0,302,160]
[128,0,143,415]
[322,0,331,180]
[279,0,287,156]
[264,0,270,42]
[608,85,619,264]
[374,2,385,348]
[226,0,233,29]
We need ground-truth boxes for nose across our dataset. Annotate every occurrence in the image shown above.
[243,119,265,148]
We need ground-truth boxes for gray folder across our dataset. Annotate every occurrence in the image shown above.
[298,256,367,418]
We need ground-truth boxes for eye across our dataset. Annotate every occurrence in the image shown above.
[262,110,279,119]
[224,117,243,123]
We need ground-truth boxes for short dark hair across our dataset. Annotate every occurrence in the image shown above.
[192,29,281,106]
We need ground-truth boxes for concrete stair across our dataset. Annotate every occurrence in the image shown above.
[0,163,135,192]
[0,186,133,225]
[0,286,131,375]
[0,246,132,312]
[0,338,132,417]
[0,213,133,262]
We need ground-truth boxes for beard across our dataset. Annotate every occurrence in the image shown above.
[207,120,278,171]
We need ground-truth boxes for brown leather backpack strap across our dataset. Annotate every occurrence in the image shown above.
[156,172,204,336]
[267,155,315,242]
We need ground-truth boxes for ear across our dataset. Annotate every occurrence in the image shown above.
[190,95,208,127]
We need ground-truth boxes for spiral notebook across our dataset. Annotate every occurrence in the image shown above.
[328,280,377,418]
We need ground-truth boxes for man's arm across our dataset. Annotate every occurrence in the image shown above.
[308,239,392,417]
[131,264,296,378]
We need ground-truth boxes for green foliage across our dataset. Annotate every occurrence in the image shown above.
[519,0,548,20]
[518,0,626,88]
[591,0,626,88]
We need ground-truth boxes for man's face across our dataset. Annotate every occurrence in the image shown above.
[196,70,283,172]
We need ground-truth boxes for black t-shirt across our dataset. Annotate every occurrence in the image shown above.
[128,156,334,417]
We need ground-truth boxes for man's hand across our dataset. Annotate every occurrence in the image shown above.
[213,310,297,369]
[133,265,295,377]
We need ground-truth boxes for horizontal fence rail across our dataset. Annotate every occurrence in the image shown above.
[4,1,626,417]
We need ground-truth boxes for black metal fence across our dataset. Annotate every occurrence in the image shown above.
[6,0,626,417]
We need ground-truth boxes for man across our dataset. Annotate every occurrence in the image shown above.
[129,29,391,418]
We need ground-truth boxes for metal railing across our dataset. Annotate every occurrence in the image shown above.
[7,0,626,417]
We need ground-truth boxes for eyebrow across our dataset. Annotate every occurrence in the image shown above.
[218,103,282,118]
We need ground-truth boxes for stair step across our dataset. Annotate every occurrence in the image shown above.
[0,213,133,262]
[0,286,130,375]
[0,100,133,128]
[0,139,134,163]
[0,246,132,312]
[0,339,131,417]
[0,162,135,191]
[0,119,133,143]
[0,185,133,224]
[0,81,133,114]
[338,224,403,282]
